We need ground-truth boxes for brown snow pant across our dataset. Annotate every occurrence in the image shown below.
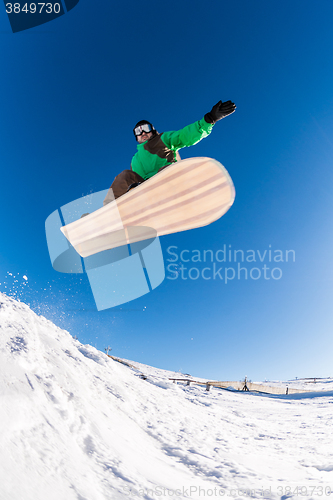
[103,154,181,206]
[103,170,145,205]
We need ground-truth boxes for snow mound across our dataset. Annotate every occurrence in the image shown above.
[1,293,332,500]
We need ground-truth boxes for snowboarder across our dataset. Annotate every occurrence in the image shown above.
[103,100,236,205]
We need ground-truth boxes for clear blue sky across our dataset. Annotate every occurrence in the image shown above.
[1,1,333,381]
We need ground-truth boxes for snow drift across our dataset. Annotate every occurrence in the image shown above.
[0,292,332,500]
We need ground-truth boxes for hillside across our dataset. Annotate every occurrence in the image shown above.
[1,292,332,500]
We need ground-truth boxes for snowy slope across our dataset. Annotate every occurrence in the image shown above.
[1,292,333,500]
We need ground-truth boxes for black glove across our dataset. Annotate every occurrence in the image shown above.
[204,100,236,124]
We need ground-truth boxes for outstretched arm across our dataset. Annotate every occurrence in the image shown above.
[162,99,236,151]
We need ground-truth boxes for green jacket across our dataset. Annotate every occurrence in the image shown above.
[131,117,214,180]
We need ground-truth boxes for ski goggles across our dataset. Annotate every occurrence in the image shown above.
[133,123,153,136]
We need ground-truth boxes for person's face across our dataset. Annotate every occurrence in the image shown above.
[136,131,153,143]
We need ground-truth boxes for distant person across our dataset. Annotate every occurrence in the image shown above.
[103,100,236,205]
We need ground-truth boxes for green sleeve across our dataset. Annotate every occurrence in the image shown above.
[161,117,214,151]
